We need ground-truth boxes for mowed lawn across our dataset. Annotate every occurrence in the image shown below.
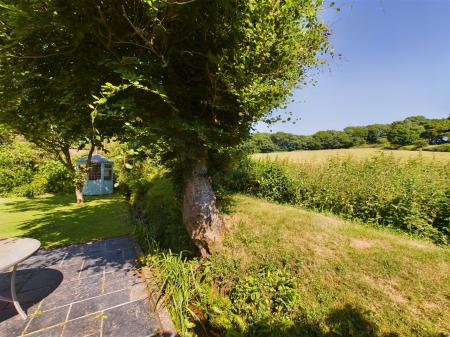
[253,148,450,164]
[0,194,131,248]
[213,195,450,336]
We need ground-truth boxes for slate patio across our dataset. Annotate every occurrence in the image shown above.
[0,237,174,337]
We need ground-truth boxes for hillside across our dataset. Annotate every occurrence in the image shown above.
[208,195,450,336]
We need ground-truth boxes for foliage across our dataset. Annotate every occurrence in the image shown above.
[0,141,40,196]
[387,120,425,146]
[224,158,296,204]
[0,140,73,196]
[225,155,449,243]
[0,123,13,145]
[36,160,74,194]
[248,116,450,153]
[141,249,198,337]
[230,267,299,323]
[0,0,329,181]
[0,2,102,177]
[134,175,192,252]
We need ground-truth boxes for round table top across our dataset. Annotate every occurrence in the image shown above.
[0,238,41,271]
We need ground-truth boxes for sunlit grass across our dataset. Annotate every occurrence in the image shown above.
[208,195,450,336]
[0,194,130,248]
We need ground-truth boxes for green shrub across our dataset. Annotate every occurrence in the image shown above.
[230,267,299,320]
[0,142,40,196]
[224,159,296,204]
[11,174,47,197]
[36,160,73,194]
[226,155,449,243]
[134,175,192,252]
[0,141,75,196]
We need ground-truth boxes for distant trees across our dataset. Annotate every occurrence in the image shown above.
[387,121,424,146]
[249,115,450,153]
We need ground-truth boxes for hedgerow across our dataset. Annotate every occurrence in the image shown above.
[225,155,449,243]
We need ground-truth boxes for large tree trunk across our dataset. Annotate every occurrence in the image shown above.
[183,159,224,257]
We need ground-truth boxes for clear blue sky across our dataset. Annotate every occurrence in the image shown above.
[256,0,450,135]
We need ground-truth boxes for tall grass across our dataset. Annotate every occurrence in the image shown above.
[227,155,449,243]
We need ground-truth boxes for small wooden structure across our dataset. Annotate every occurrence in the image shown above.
[77,154,114,195]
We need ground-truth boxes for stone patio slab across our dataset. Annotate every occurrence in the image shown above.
[0,237,175,337]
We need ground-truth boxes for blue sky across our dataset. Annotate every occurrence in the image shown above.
[256,0,450,135]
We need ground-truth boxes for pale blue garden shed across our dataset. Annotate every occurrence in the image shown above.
[77,154,114,195]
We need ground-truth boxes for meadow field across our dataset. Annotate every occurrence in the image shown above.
[253,148,450,164]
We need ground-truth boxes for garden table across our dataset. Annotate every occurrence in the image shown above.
[0,238,41,319]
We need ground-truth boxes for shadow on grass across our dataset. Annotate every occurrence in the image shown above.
[1,194,75,213]
[2,194,130,248]
[216,304,401,337]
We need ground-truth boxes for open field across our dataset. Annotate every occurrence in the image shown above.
[253,148,450,164]
[0,194,130,248]
[206,195,450,336]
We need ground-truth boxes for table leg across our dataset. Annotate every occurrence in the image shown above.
[10,265,27,320]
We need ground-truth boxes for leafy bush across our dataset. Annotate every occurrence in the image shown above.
[226,155,449,243]
[36,160,73,194]
[12,174,48,197]
[134,175,192,252]
[230,267,299,321]
[0,141,73,196]
[0,142,40,196]
[223,159,296,204]
[0,123,13,145]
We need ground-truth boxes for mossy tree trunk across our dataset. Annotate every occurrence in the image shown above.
[182,158,224,257]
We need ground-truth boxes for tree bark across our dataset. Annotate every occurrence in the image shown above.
[183,158,224,257]
[76,188,84,204]
[60,147,85,204]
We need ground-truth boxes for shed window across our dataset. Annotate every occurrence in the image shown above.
[88,163,101,180]
[104,164,112,180]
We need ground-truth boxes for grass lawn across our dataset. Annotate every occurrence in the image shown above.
[0,194,131,248]
[207,195,450,336]
[253,148,450,164]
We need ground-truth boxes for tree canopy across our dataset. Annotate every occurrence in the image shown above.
[0,0,329,254]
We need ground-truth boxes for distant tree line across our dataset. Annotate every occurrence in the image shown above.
[248,115,450,153]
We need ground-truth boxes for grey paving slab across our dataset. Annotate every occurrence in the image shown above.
[0,237,169,337]
[61,313,101,337]
[68,289,130,320]
[26,306,69,334]
[26,325,64,337]
[102,300,160,337]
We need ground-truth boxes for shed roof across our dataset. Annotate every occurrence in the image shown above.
[77,154,113,164]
